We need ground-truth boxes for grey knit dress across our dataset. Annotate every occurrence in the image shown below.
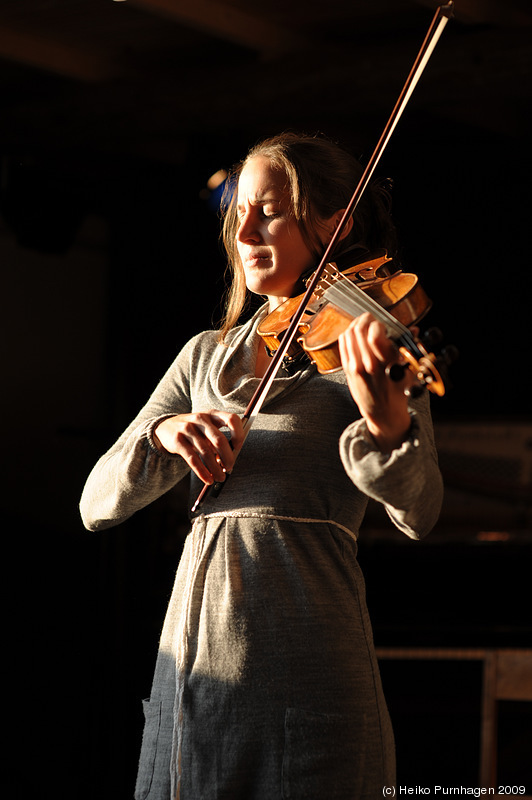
[80,306,443,800]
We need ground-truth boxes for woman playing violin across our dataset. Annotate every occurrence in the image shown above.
[80,132,443,799]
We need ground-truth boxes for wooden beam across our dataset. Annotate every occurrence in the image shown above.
[0,27,115,82]
[129,0,311,57]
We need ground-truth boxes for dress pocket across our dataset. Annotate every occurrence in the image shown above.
[134,698,162,800]
[282,707,367,800]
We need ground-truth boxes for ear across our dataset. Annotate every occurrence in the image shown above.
[318,209,354,248]
[331,209,354,242]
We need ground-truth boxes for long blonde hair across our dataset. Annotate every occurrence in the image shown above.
[218,132,397,341]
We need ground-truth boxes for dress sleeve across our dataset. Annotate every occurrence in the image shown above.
[79,339,198,532]
[338,392,443,540]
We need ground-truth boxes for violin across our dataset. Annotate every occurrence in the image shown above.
[257,251,454,397]
[191,2,455,512]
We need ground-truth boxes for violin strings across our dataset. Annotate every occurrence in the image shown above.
[322,278,414,346]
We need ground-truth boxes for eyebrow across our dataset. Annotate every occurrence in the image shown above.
[236,192,281,210]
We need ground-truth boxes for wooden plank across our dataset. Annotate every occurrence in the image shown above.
[495,650,532,701]
[0,27,114,82]
[130,0,311,56]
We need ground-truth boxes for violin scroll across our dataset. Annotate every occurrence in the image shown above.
[387,332,459,397]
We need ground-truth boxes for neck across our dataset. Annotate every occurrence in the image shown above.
[267,294,290,313]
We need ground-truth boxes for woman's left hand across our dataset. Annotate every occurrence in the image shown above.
[338,313,412,453]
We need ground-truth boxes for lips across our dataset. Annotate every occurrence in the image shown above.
[243,250,271,267]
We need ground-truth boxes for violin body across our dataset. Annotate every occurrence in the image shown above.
[258,253,449,396]
[258,253,396,360]
[298,269,432,374]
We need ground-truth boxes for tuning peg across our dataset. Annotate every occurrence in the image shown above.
[405,382,425,398]
[387,362,426,397]
[421,327,443,349]
[440,344,459,365]
[386,362,409,382]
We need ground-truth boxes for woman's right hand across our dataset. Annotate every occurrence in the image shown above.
[153,411,245,485]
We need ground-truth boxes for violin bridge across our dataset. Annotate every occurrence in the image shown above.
[306,262,342,298]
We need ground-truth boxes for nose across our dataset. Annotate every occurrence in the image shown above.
[236,209,261,244]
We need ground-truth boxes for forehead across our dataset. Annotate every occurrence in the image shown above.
[237,156,288,204]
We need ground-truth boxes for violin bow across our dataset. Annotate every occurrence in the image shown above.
[192,1,454,512]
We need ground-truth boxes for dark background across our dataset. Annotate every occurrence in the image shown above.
[1,1,530,797]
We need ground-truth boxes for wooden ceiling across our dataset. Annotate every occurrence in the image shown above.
[1,0,530,169]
